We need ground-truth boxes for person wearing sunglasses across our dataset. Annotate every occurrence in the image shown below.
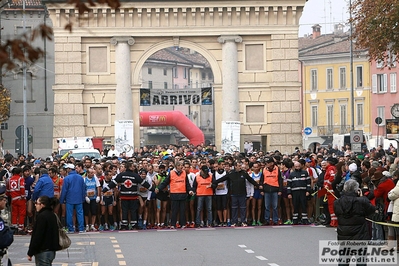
[27,196,60,265]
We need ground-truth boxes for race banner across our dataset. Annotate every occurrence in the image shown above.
[114,120,134,157]
[221,121,241,153]
[140,87,213,106]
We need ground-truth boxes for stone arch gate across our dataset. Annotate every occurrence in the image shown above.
[45,0,306,152]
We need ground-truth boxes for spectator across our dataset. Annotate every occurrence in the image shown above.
[27,196,60,264]
[59,164,86,233]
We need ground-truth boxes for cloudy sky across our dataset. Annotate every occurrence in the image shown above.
[299,0,349,36]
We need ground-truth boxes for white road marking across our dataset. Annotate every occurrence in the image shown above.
[118,230,138,233]
[195,228,216,231]
[116,254,124,259]
[238,245,247,248]
[245,249,255,253]
[118,261,126,265]
[157,229,177,232]
[256,256,268,261]
[268,263,280,266]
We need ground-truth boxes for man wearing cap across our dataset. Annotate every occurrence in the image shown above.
[324,157,338,227]
[156,161,194,229]
[105,161,153,230]
[59,163,86,233]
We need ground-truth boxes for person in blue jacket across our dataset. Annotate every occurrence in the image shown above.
[32,168,54,202]
[59,163,86,233]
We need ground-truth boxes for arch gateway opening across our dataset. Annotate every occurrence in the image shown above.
[45,0,305,154]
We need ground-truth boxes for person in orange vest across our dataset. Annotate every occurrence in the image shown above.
[192,165,214,227]
[260,157,283,225]
[324,157,338,227]
[156,161,194,229]
[6,167,26,234]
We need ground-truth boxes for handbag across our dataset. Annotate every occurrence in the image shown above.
[55,214,71,250]
[371,200,386,222]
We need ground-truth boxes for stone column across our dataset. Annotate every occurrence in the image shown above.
[217,35,242,121]
[110,36,135,120]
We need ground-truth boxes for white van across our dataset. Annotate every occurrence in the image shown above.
[68,149,101,160]
[57,137,94,155]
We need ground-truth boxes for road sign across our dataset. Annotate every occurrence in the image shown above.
[350,130,363,144]
[352,143,362,153]
[375,117,383,125]
[15,125,29,139]
[304,127,312,135]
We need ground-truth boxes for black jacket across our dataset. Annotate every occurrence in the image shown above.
[212,170,258,196]
[333,191,375,240]
[107,169,152,199]
[27,207,60,256]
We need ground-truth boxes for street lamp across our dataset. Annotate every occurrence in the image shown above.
[350,0,354,131]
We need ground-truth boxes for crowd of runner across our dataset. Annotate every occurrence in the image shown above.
[0,143,398,248]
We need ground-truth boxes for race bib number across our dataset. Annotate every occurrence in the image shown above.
[139,187,148,192]
[216,184,225,190]
[104,191,113,196]
[87,189,95,197]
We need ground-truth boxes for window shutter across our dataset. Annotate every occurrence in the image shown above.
[384,74,388,92]
[372,74,377,93]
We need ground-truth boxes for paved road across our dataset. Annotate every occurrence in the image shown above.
[6,225,337,266]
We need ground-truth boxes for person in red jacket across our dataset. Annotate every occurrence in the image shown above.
[323,157,338,227]
[370,170,395,241]
[6,167,26,233]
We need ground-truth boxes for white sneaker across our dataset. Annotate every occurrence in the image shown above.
[90,225,97,231]
[104,223,109,230]
[85,225,89,231]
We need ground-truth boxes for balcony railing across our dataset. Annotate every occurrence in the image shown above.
[317,125,351,136]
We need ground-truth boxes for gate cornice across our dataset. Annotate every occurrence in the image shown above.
[45,1,305,30]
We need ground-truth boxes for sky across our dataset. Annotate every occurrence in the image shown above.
[299,0,349,36]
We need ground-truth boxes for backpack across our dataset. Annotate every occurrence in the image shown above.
[0,218,14,249]
[336,177,346,192]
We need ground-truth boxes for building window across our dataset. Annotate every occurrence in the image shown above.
[311,106,318,127]
[377,74,387,93]
[356,66,363,88]
[356,103,364,126]
[183,68,187,79]
[202,72,206,80]
[390,73,397,93]
[163,68,167,76]
[1,122,8,130]
[173,67,178,78]
[148,68,152,75]
[164,82,168,89]
[327,105,334,130]
[376,60,384,68]
[148,81,153,89]
[339,67,346,89]
[326,68,333,90]
[340,105,347,128]
[377,106,385,126]
[174,84,179,90]
[311,69,317,91]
